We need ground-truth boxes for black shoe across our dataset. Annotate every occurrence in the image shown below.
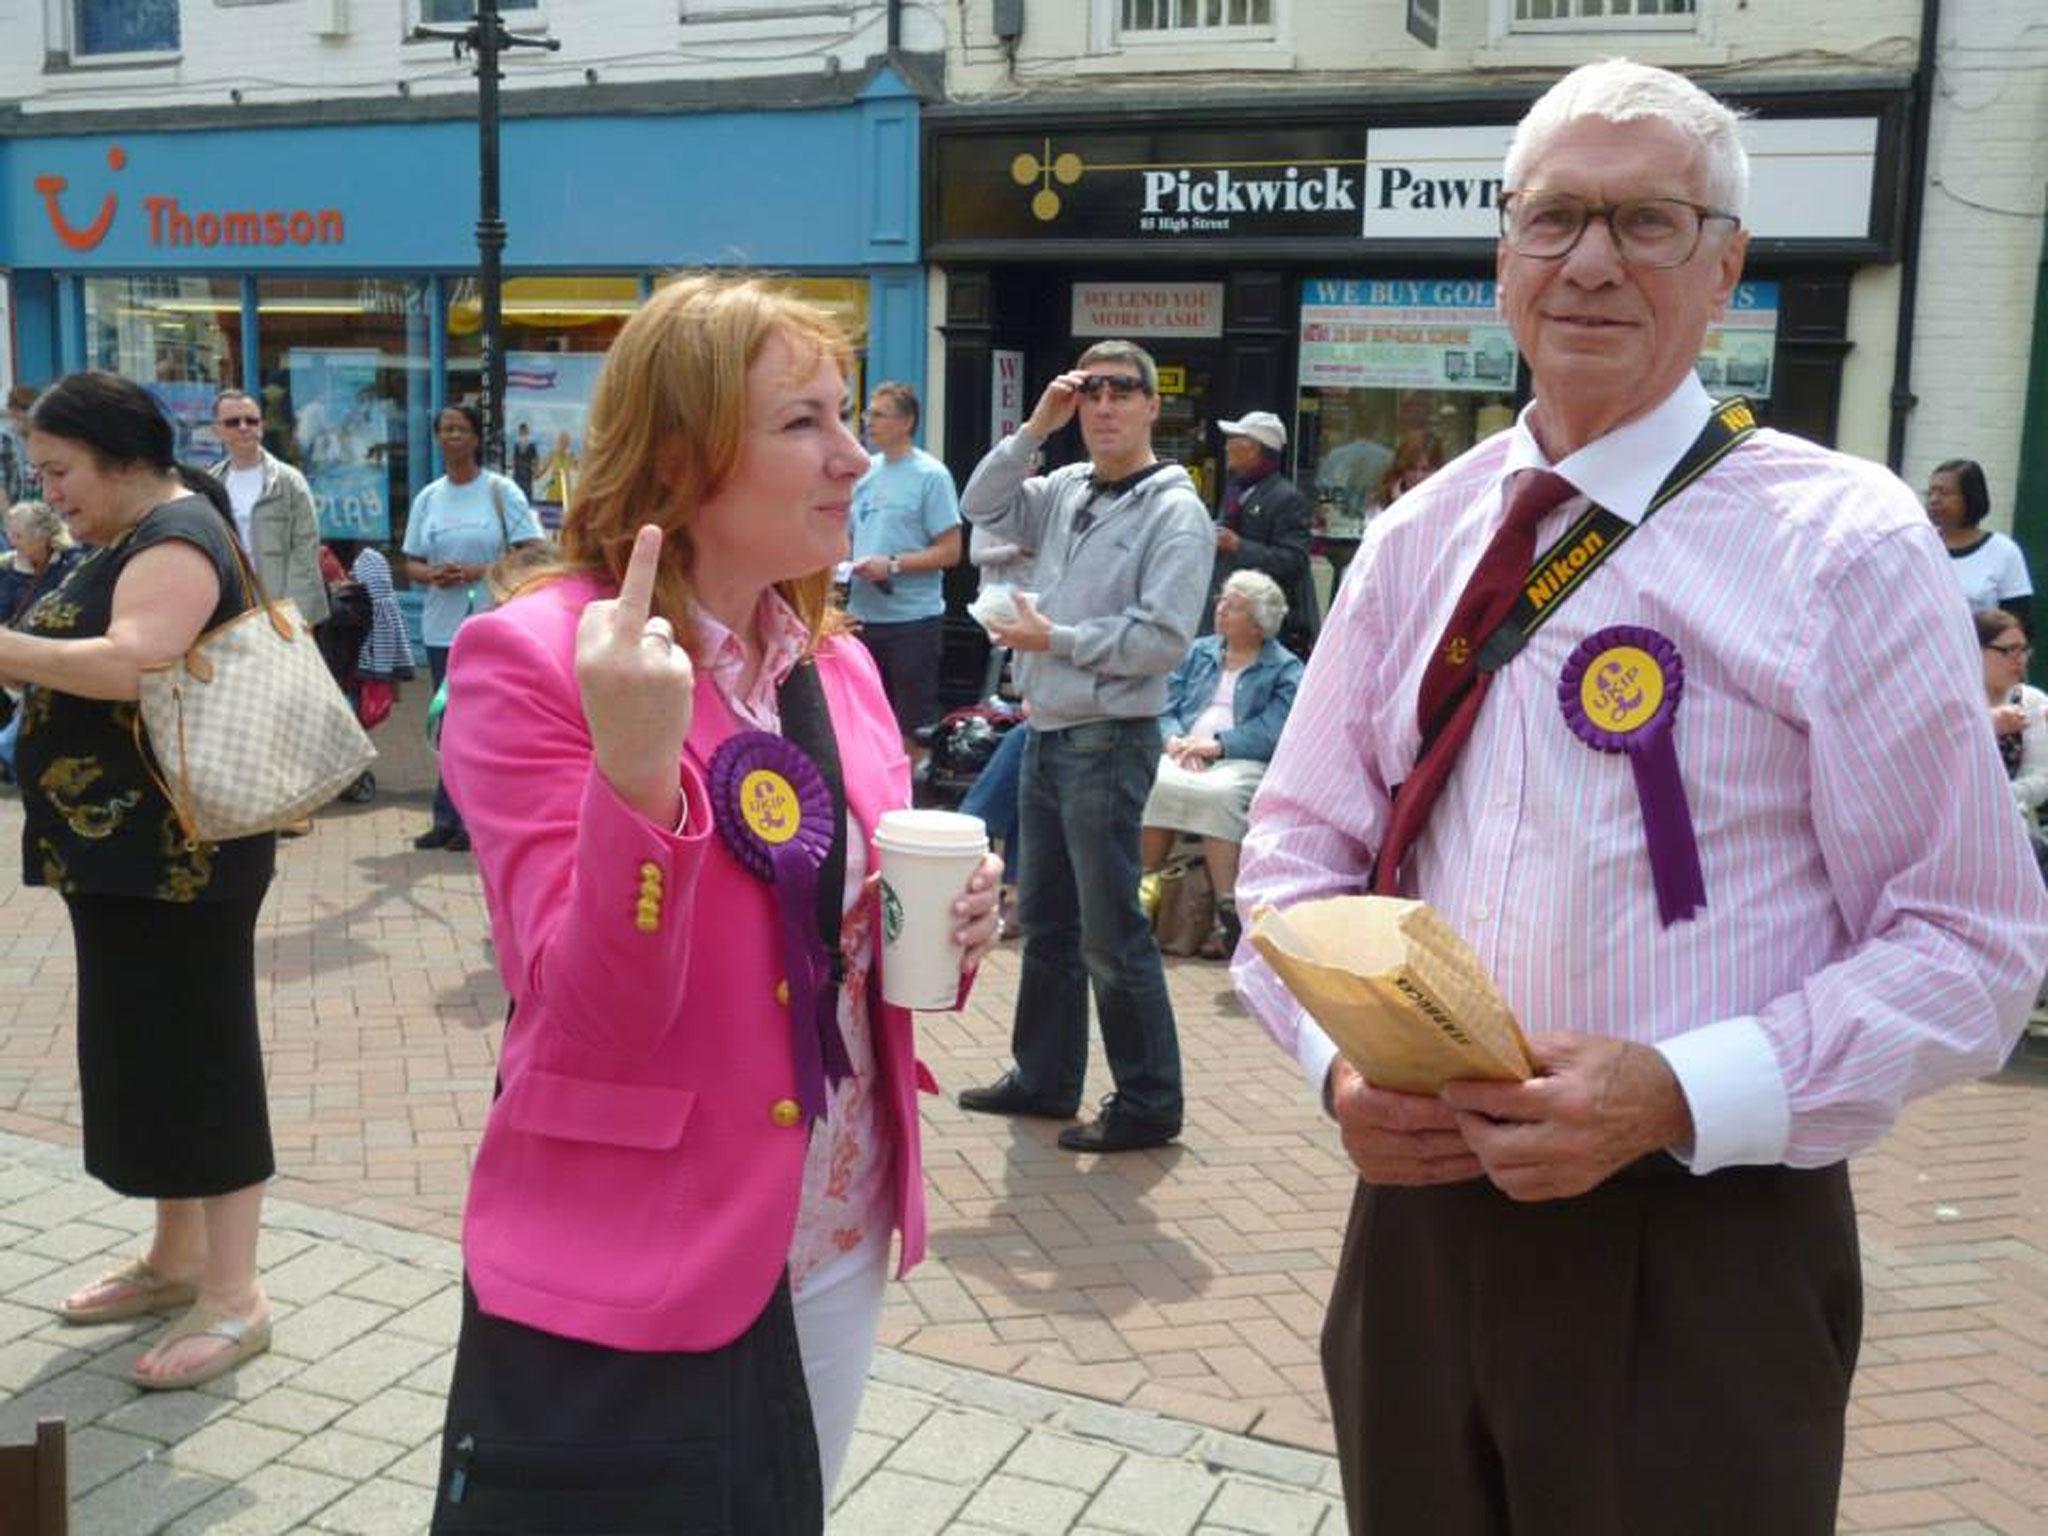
[958,1072,1074,1120]
[1057,1095,1180,1153]
[339,770,376,804]
[413,825,455,851]
[446,831,471,853]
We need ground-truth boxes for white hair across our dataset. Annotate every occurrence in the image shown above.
[1503,59,1750,216]
[1221,569,1288,639]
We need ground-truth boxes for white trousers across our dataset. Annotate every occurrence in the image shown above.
[791,1242,890,1504]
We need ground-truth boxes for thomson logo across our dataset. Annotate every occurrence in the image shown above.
[1141,167,1358,216]
[30,141,348,252]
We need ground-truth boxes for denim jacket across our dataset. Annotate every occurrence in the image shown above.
[1157,635,1303,764]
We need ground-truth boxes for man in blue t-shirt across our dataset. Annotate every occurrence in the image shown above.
[847,382,962,755]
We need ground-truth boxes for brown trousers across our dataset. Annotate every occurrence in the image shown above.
[1322,1158,1861,1536]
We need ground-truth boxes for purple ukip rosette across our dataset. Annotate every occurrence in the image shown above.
[1557,625,1707,927]
[708,731,851,1122]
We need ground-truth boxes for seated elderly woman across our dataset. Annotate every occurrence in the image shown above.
[1141,569,1303,958]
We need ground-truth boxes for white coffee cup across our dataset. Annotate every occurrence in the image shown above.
[874,809,989,1010]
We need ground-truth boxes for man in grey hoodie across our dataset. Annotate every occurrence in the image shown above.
[957,341,1214,1152]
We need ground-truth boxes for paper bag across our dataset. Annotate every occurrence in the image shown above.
[1248,895,1533,1094]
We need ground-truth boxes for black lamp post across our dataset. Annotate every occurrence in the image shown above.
[414,1,559,472]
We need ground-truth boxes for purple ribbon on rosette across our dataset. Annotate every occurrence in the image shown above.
[1557,624,1706,927]
[709,731,851,1123]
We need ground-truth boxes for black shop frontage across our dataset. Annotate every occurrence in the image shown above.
[924,84,1912,558]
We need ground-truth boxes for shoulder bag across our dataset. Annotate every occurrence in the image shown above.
[134,525,376,844]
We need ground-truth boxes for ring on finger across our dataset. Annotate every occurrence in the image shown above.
[642,616,676,649]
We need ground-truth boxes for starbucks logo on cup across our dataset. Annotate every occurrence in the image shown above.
[881,880,904,943]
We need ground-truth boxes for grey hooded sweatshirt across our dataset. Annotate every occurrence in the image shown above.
[961,429,1214,732]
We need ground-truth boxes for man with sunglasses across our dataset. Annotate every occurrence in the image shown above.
[208,388,329,631]
[1233,61,2048,1533]
[957,340,1213,1152]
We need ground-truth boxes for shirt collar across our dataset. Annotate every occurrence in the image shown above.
[693,589,811,731]
[1501,373,1716,526]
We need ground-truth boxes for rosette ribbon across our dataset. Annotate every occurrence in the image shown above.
[1558,625,1706,927]
[708,731,852,1121]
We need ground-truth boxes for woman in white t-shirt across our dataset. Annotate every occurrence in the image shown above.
[1931,458,2032,630]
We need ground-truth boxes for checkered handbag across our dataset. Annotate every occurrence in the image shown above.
[135,588,377,845]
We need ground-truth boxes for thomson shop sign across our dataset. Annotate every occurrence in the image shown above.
[931,126,1366,246]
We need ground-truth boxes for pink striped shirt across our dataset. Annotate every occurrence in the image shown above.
[1233,376,2048,1171]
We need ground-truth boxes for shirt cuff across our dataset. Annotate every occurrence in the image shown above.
[1295,1016,1340,1107]
[1653,1016,1790,1173]
[1047,624,1078,658]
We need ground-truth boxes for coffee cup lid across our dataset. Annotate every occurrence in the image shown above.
[875,809,989,851]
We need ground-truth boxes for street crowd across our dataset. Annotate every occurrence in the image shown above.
[2,58,2044,1536]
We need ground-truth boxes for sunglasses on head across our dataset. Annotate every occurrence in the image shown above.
[1074,374,1149,400]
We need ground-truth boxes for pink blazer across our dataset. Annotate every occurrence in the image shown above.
[442,576,932,1353]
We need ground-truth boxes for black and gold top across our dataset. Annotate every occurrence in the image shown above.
[16,496,276,903]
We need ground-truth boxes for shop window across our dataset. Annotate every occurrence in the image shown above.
[1509,0,1696,30]
[419,0,537,21]
[255,278,428,546]
[71,0,181,58]
[1119,0,1273,35]
[81,276,239,462]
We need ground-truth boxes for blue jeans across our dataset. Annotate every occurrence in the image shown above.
[1010,719,1182,1124]
[427,645,464,836]
[959,725,1027,880]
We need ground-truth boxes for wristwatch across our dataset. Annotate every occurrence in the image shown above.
[887,555,903,579]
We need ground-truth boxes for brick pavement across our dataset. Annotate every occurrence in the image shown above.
[0,683,2041,1530]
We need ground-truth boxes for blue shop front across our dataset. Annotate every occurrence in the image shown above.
[0,69,925,549]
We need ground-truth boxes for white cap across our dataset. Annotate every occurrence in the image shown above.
[1216,411,1286,453]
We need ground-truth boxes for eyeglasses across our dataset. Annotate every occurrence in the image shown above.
[1074,374,1150,400]
[1498,192,1741,269]
[218,416,261,428]
[1987,641,2033,659]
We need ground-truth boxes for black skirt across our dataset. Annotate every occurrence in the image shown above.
[65,892,275,1199]
[433,1278,822,1534]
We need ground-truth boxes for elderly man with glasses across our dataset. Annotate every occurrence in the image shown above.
[957,340,1213,1152]
[1234,60,2048,1534]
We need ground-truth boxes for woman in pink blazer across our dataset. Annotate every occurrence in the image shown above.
[430,276,1000,1534]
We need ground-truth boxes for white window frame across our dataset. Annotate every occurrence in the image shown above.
[408,0,551,46]
[1091,0,1279,52]
[53,0,182,65]
[679,1,853,18]
[1506,0,1697,33]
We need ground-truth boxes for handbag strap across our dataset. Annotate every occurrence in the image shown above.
[488,474,512,550]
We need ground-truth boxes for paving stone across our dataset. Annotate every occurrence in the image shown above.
[831,1468,973,1536]
[99,1385,236,1443]
[163,1463,355,1535]
[165,1416,300,1480]
[65,1423,162,1495]
[1062,1399,1206,1459]
[0,1362,135,1438]
[338,1259,449,1310]
[960,1470,1094,1533]
[332,1383,450,1447]
[260,1242,384,1306]
[282,1425,406,1481]
[1084,1455,1223,1536]
[854,1378,941,1439]
[1200,1433,1334,1489]
[70,1457,228,1536]
[0,1334,90,1393]
[303,1476,438,1534]
[386,1285,462,1343]
[289,1328,444,1399]
[268,1291,394,1361]
[236,1383,355,1436]
[888,1407,1027,1486]
[832,1427,894,1503]
[941,1369,1074,1424]
[1003,1428,1124,1494]
[1201,1476,1336,1534]
[400,1346,457,1397]
[386,1435,447,1488]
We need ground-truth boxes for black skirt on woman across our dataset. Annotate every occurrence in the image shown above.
[67,892,275,1199]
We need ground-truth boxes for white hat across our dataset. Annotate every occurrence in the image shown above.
[1217,411,1286,453]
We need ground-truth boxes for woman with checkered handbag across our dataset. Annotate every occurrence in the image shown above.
[2,372,276,1393]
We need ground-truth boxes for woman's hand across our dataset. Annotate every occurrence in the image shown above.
[951,851,1006,971]
[576,524,692,826]
[1992,702,2029,737]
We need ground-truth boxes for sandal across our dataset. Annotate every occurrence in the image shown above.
[131,1301,272,1392]
[58,1258,199,1326]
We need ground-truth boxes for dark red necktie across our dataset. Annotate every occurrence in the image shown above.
[1372,469,1579,895]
